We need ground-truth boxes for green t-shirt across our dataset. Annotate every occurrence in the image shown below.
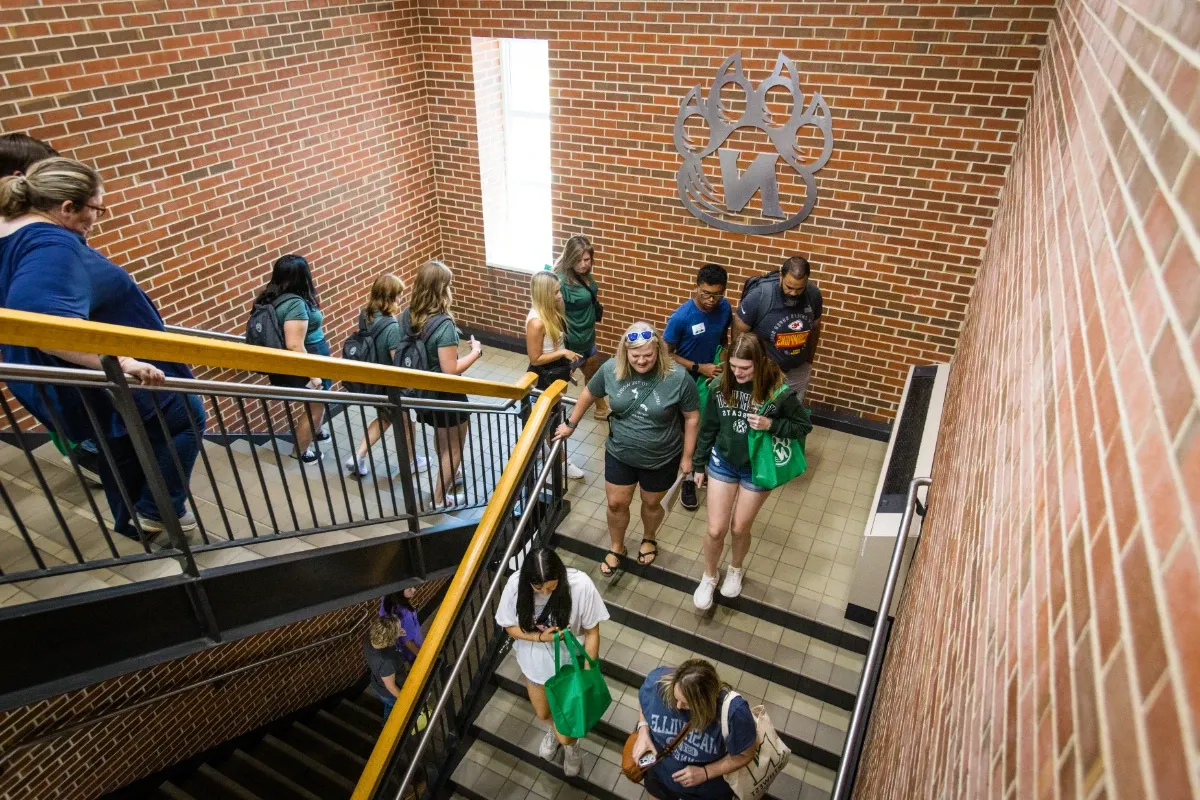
[587,360,699,469]
[365,312,402,364]
[400,310,459,373]
[275,295,325,346]
[559,274,598,353]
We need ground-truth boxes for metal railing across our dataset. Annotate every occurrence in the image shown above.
[352,384,568,800]
[832,476,932,800]
[0,360,533,588]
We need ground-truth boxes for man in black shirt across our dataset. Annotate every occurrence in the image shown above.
[731,255,823,403]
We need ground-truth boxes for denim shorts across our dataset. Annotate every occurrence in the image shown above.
[569,342,598,371]
[706,448,767,493]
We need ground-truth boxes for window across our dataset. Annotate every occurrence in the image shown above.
[473,38,551,271]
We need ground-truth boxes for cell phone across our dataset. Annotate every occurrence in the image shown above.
[638,753,656,767]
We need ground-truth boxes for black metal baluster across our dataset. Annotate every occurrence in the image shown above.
[280,400,320,528]
[33,385,119,559]
[256,397,301,531]
[0,479,44,571]
[149,402,210,546]
[0,394,84,563]
[389,401,419,533]
[78,395,153,552]
[227,397,272,536]
[377,405,400,518]
[354,404,375,519]
[314,401,350,524]
[184,395,235,541]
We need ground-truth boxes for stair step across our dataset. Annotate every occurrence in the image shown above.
[154,782,199,800]
[282,722,367,780]
[254,734,356,800]
[350,689,386,719]
[468,689,834,800]
[180,763,265,800]
[215,749,324,800]
[329,696,385,736]
[303,711,377,759]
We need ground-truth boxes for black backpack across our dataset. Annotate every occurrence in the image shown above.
[389,312,453,402]
[741,271,779,298]
[342,311,399,395]
[245,293,299,350]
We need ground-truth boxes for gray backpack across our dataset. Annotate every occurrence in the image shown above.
[389,313,452,402]
[245,293,299,350]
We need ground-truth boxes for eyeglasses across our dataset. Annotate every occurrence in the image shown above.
[86,204,109,219]
[696,289,726,301]
[625,330,655,344]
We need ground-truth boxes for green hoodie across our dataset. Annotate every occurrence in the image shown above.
[693,376,812,472]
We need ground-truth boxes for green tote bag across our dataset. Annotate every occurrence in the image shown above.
[544,630,612,738]
[746,388,809,490]
[695,346,725,415]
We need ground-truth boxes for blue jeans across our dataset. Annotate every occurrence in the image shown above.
[378,691,396,719]
[100,393,206,536]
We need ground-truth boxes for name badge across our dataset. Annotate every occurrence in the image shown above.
[691,322,706,336]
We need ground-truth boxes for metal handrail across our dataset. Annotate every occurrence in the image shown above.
[831,475,931,800]
[0,362,522,412]
[0,628,355,767]
[394,439,562,800]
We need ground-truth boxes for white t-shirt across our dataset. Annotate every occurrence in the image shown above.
[495,567,610,684]
[526,308,563,356]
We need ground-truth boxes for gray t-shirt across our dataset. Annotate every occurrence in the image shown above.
[736,277,823,371]
[364,637,403,699]
[587,360,699,469]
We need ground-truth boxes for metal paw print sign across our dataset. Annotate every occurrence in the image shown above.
[674,53,834,235]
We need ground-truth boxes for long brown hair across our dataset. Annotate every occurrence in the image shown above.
[720,333,784,407]
[657,659,728,730]
[365,273,406,318]
[409,260,453,331]
[552,234,594,286]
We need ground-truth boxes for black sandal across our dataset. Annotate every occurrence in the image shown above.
[637,538,658,566]
[599,547,626,577]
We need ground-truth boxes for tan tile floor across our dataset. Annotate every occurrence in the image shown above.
[472,349,886,634]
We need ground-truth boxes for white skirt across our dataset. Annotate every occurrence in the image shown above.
[514,637,575,685]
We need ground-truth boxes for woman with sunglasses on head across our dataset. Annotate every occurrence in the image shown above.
[0,157,204,538]
[553,235,610,421]
[690,334,812,609]
[495,548,610,777]
[554,322,700,576]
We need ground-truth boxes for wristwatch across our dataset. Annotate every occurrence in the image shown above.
[689,362,700,377]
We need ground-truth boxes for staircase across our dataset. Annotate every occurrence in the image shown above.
[109,682,388,800]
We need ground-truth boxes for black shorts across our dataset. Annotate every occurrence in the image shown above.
[415,392,471,429]
[604,450,678,493]
[644,766,730,800]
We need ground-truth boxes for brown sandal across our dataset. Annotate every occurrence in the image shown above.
[637,538,658,566]
[599,547,626,577]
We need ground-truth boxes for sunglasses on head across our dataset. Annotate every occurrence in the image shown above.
[625,330,654,344]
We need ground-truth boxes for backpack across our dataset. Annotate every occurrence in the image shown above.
[388,312,453,402]
[342,310,399,395]
[245,293,299,351]
[740,271,778,299]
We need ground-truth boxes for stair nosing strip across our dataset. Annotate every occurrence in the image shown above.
[230,749,325,800]
[195,763,266,800]
[551,532,870,655]
[314,708,379,748]
[290,721,367,766]
[260,733,356,792]
[470,725,629,800]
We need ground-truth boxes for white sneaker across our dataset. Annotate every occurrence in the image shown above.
[693,572,720,610]
[562,742,582,777]
[413,454,429,471]
[720,567,744,599]
[566,460,585,480]
[343,455,369,477]
[538,729,560,761]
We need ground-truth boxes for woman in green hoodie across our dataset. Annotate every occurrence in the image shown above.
[691,334,812,609]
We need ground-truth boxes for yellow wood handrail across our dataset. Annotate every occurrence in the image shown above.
[350,380,567,800]
[0,309,535,400]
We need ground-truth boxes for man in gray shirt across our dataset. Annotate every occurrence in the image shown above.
[731,255,824,403]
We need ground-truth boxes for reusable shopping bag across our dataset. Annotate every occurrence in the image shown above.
[720,690,790,800]
[746,386,808,490]
[544,630,612,738]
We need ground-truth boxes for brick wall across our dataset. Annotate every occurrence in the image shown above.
[418,0,1057,422]
[0,0,439,354]
[855,0,1200,797]
[0,578,445,800]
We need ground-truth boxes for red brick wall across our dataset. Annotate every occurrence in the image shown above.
[0,578,446,800]
[855,0,1200,797]
[418,1,1057,422]
[0,0,440,354]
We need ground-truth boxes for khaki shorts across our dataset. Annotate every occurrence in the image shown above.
[783,362,813,403]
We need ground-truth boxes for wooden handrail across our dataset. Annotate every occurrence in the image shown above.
[350,380,567,800]
[0,309,535,400]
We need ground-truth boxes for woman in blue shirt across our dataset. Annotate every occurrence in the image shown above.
[630,659,757,800]
[253,254,331,463]
[0,158,203,537]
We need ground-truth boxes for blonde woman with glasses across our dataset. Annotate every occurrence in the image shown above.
[554,322,700,576]
[526,271,586,480]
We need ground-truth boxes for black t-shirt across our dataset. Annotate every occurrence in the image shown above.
[364,638,404,699]
[736,276,823,370]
